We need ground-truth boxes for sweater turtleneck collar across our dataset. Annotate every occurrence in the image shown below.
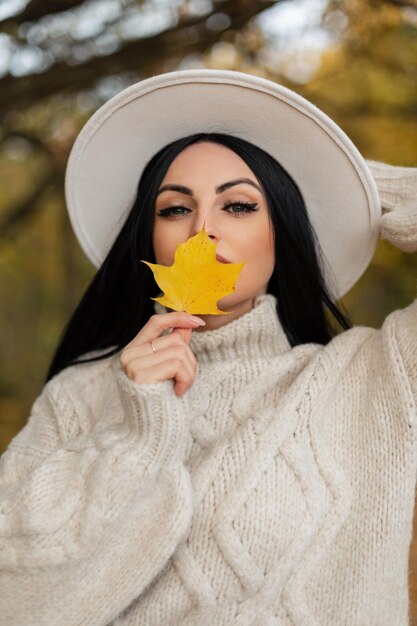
[155,294,291,364]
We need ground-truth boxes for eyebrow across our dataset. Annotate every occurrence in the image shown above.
[156,177,262,197]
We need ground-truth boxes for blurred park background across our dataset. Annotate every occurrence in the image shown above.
[0,0,417,615]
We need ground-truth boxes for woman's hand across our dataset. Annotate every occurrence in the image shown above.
[119,312,206,397]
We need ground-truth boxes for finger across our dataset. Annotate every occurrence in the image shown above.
[121,332,197,367]
[128,359,188,384]
[127,344,195,376]
[174,379,189,397]
[135,359,195,397]
[129,311,205,348]
[172,327,192,344]
[124,345,196,384]
[171,354,196,396]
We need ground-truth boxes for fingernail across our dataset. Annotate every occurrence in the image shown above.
[190,316,206,326]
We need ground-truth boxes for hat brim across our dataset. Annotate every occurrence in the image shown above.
[65,69,381,299]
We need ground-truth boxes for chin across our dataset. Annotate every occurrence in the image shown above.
[217,293,255,313]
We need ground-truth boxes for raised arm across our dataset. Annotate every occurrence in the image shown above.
[367,160,417,426]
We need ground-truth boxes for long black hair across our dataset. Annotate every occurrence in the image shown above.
[46,132,351,382]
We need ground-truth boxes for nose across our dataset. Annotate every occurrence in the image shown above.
[191,212,220,242]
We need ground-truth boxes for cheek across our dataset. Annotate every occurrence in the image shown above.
[241,223,275,270]
[152,226,176,265]
[263,236,276,274]
[245,251,274,284]
[261,221,275,267]
[235,228,275,290]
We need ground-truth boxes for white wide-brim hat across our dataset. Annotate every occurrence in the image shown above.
[65,69,381,299]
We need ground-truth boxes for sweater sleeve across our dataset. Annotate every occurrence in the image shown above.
[382,297,417,433]
[366,160,417,431]
[0,357,193,626]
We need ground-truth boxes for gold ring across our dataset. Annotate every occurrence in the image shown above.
[150,341,157,353]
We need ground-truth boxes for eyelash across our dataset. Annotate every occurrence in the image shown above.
[156,201,259,218]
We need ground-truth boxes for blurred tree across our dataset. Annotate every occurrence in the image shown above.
[0,0,275,118]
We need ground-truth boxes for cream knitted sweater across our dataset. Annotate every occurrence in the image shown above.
[1,161,417,626]
[1,293,417,626]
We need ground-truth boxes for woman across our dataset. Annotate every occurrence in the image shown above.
[1,70,417,626]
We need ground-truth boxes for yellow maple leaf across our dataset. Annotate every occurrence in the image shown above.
[142,228,246,314]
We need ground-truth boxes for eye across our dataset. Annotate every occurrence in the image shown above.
[223,201,259,215]
[156,205,191,218]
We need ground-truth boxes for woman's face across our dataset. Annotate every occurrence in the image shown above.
[152,141,275,328]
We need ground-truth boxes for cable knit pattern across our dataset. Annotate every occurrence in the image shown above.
[1,291,417,625]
